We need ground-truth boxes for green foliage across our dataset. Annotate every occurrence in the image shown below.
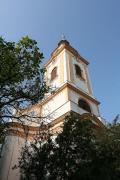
[19,113,120,180]
[0,36,48,122]
[19,138,54,180]
[0,36,48,146]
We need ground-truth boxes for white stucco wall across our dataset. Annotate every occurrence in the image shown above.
[0,136,26,180]
[41,88,70,122]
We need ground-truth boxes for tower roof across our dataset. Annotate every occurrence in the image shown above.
[58,39,70,46]
[44,39,89,67]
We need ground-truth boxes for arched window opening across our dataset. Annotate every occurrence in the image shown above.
[51,67,57,80]
[75,64,82,78]
[78,99,91,113]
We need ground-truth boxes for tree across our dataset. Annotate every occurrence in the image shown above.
[92,123,120,180]
[0,36,48,142]
[19,113,120,180]
[0,121,6,144]
[19,135,54,180]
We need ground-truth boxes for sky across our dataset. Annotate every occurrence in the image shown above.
[0,0,120,122]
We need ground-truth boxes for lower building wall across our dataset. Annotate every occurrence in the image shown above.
[0,136,26,180]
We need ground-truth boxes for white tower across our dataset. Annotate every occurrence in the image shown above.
[42,39,103,131]
[0,39,104,180]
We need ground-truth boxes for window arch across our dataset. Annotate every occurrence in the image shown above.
[75,64,82,78]
[78,99,91,113]
[51,67,57,80]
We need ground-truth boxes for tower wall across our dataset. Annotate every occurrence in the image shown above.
[68,88,100,117]
[41,86,70,122]
[45,50,65,89]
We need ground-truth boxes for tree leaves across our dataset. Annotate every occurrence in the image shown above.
[0,36,49,147]
[19,113,120,180]
[0,36,48,123]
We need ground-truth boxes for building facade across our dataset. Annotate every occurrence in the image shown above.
[0,39,104,180]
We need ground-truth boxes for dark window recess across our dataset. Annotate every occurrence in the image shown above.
[78,99,91,113]
[51,67,57,80]
[75,64,82,78]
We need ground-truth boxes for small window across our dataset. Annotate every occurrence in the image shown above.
[75,64,82,78]
[78,99,91,113]
[51,67,57,80]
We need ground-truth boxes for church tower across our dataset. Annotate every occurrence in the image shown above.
[0,39,104,180]
[41,39,103,131]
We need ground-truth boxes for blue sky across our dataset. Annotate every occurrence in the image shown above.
[0,0,120,122]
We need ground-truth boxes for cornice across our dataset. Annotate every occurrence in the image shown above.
[15,82,100,115]
[67,83,100,105]
[7,122,47,131]
[44,42,89,68]
[7,111,104,140]
[39,82,100,106]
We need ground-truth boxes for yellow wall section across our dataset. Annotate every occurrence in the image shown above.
[68,51,74,83]
[59,52,64,84]
[83,64,93,95]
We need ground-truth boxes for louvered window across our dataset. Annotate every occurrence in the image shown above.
[51,67,57,80]
[78,99,91,113]
[75,64,82,78]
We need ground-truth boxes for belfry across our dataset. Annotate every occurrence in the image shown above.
[0,39,104,180]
